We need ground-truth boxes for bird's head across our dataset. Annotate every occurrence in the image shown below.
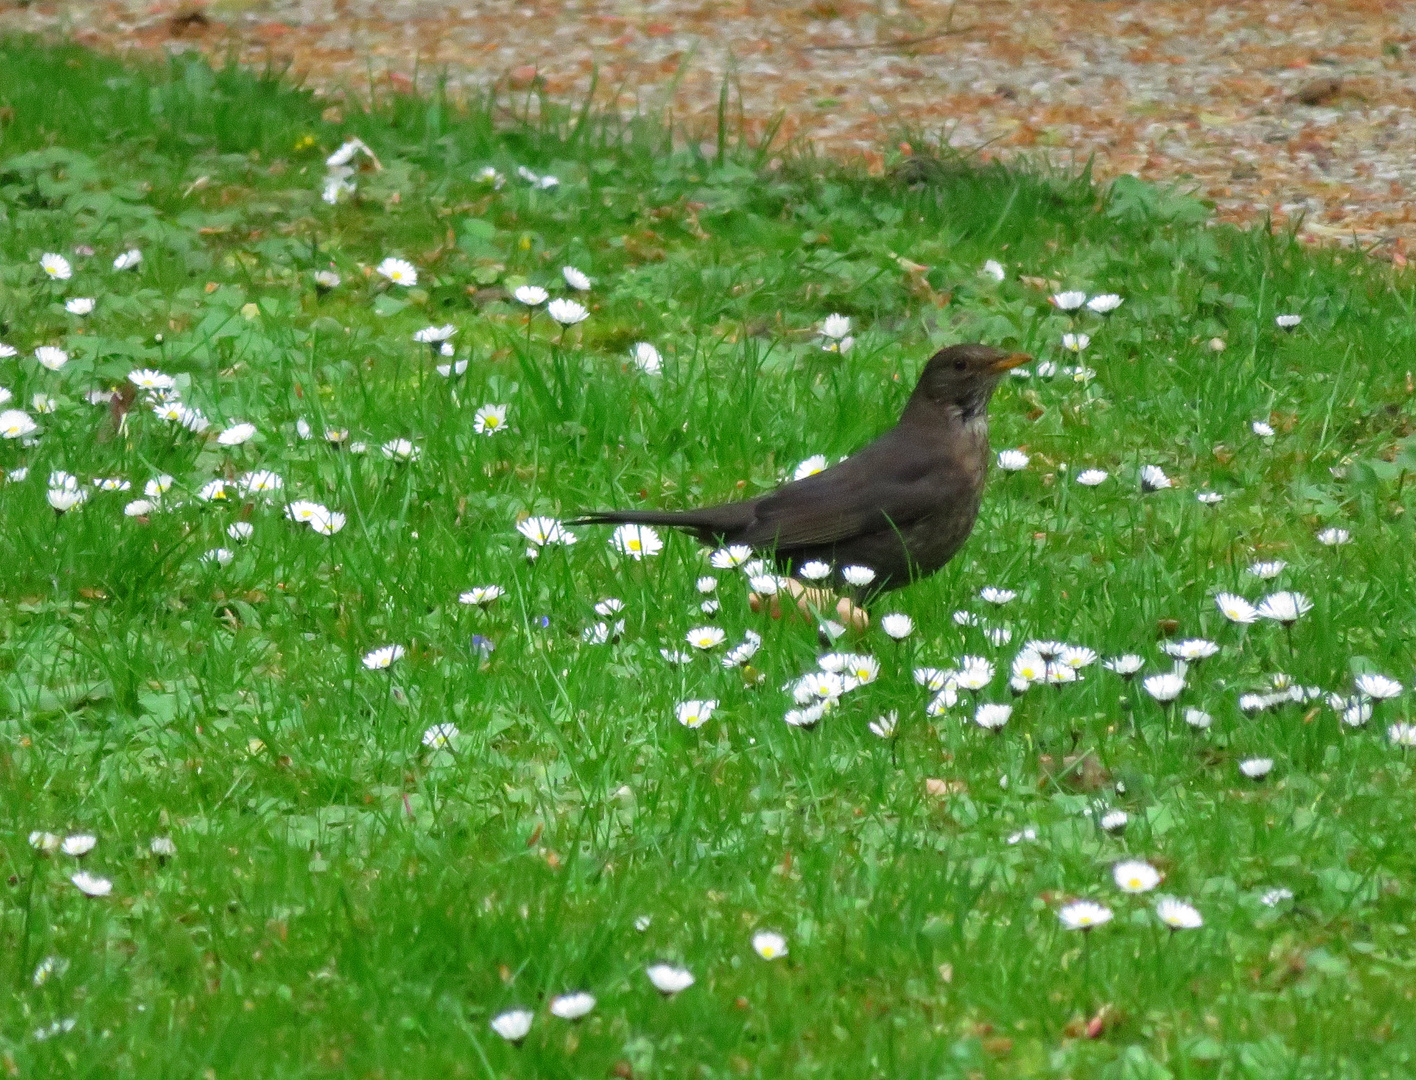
[909,343,1031,419]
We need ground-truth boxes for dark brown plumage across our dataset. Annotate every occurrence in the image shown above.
[572,342,1030,592]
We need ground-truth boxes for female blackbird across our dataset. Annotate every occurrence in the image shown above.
[573,342,1030,592]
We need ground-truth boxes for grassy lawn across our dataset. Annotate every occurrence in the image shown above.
[3,38,1416,1079]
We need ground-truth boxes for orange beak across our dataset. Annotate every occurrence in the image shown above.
[992,352,1033,372]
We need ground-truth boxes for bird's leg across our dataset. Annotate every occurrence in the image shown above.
[749,579,869,633]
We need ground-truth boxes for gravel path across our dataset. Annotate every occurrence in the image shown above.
[8,0,1416,254]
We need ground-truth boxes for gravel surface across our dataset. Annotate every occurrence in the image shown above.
[7,0,1416,254]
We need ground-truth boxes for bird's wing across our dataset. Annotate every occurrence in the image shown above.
[737,432,973,550]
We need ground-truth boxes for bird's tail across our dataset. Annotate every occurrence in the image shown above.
[568,504,753,543]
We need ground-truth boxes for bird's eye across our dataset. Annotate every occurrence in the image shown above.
[954,359,967,371]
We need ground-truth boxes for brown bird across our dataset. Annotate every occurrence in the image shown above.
[572,342,1030,592]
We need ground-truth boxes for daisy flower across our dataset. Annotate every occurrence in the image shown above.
[687,626,726,650]
[490,1010,533,1042]
[842,565,876,587]
[217,422,257,446]
[362,644,405,670]
[1113,860,1160,893]
[1163,639,1218,661]
[236,470,283,497]
[1061,332,1090,352]
[1058,900,1112,930]
[630,342,662,374]
[820,313,851,341]
[1275,314,1301,329]
[675,700,717,728]
[997,449,1029,471]
[1388,723,1416,747]
[460,586,504,607]
[381,438,420,462]
[1155,898,1203,930]
[1316,527,1351,546]
[40,253,72,280]
[228,522,254,541]
[980,587,1016,605]
[71,872,112,897]
[869,711,899,738]
[0,409,38,439]
[974,703,1011,730]
[980,259,1006,282]
[436,358,469,377]
[1247,560,1286,579]
[113,249,143,271]
[546,298,589,326]
[610,523,663,560]
[474,404,508,435]
[1143,672,1185,702]
[1239,757,1273,779]
[1252,420,1275,438]
[1086,293,1123,313]
[313,269,341,291]
[1196,491,1223,505]
[413,325,456,344]
[65,297,95,315]
[1075,468,1108,486]
[1184,708,1213,729]
[793,454,828,480]
[1140,465,1172,491]
[35,346,69,371]
[1215,593,1258,624]
[47,487,87,512]
[710,545,753,569]
[375,257,417,286]
[549,992,596,1020]
[751,931,788,960]
[128,369,175,392]
[517,516,576,547]
[201,547,234,566]
[785,705,825,728]
[422,723,459,749]
[1050,291,1087,311]
[1260,887,1294,906]
[880,613,914,639]
[513,285,548,306]
[646,964,695,995]
[1355,673,1402,700]
[61,834,96,857]
[1099,809,1128,833]
[1256,591,1312,625]
[562,266,592,291]
[309,508,345,535]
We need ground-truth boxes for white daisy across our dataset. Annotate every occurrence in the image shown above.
[1252,420,1275,438]
[1184,708,1213,729]
[997,449,1029,471]
[549,992,596,1020]
[1316,527,1351,546]
[40,253,72,280]
[413,324,456,344]
[610,523,663,560]
[687,626,726,650]
[1256,591,1312,625]
[675,700,717,728]
[1086,293,1123,313]
[217,422,257,446]
[630,342,662,374]
[841,565,876,587]
[228,521,254,541]
[65,297,95,315]
[0,409,38,439]
[422,723,459,749]
[517,516,576,547]
[460,586,504,607]
[1061,332,1090,352]
[375,257,417,286]
[513,285,548,306]
[980,259,1006,282]
[974,703,1012,730]
[980,587,1016,605]
[751,931,788,960]
[546,298,589,326]
[1075,469,1108,486]
[362,644,405,670]
[1275,314,1301,329]
[1113,860,1160,893]
[793,454,828,480]
[869,711,899,738]
[1058,900,1112,930]
[313,270,341,290]
[1215,593,1258,624]
[1050,291,1087,311]
[1143,672,1185,702]
[646,964,695,995]
[820,313,851,340]
[490,1009,533,1042]
[1247,560,1286,579]
[1140,465,1172,491]
[474,404,508,435]
[562,266,592,291]
[880,613,914,639]
[1155,898,1203,930]
[1239,757,1273,779]
[60,834,96,857]
[113,249,143,271]
[35,346,69,371]
[128,369,175,391]
[710,545,753,569]
[71,872,112,897]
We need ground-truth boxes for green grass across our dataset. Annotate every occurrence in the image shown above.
[2,38,1416,1080]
